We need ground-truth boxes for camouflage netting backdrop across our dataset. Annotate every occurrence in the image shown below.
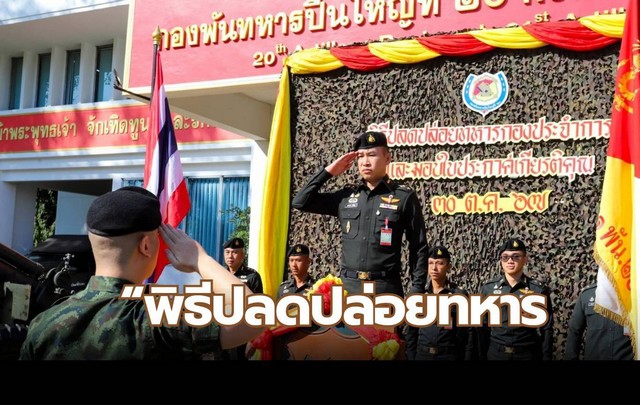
[287,43,619,360]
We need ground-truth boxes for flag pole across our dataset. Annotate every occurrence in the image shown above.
[151,26,162,101]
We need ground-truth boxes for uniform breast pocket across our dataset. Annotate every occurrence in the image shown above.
[585,305,606,330]
[341,209,360,239]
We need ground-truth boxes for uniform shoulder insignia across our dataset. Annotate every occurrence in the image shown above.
[582,284,597,292]
[482,276,501,286]
[528,278,544,287]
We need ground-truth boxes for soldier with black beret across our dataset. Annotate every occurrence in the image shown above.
[20,186,263,360]
[564,283,633,360]
[291,131,429,297]
[405,245,476,360]
[222,237,263,294]
[477,238,554,360]
[277,244,315,299]
[217,236,263,360]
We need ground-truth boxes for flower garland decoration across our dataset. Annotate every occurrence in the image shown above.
[249,274,402,360]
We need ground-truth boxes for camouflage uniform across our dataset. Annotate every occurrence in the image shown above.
[20,276,221,360]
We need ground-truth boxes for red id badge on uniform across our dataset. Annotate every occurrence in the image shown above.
[380,227,392,246]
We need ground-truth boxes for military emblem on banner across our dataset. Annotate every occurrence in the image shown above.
[462,71,509,117]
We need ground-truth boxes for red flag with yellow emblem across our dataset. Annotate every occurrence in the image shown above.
[594,0,640,358]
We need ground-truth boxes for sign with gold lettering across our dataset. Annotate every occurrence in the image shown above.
[0,104,242,153]
[127,0,626,88]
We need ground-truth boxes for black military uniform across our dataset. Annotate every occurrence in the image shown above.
[277,276,315,298]
[219,237,263,360]
[291,131,429,297]
[223,238,263,294]
[405,246,476,360]
[564,283,633,360]
[277,244,315,299]
[478,238,554,361]
[231,265,263,294]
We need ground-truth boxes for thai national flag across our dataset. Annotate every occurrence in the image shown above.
[144,49,191,283]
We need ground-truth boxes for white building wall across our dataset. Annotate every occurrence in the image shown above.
[248,140,268,270]
[0,55,10,109]
[12,185,38,255]
[0,182,18,247]
[79,42,96,103]
[50,46,66,106]
[22,51,37,109]
[55,191,96,234]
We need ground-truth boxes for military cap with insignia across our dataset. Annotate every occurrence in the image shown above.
[428,245,451,261]
[352,131,388,151]
[223,237,245,249]
[86,186,161,236]
[499,237,527,255]
[288,243,310,257]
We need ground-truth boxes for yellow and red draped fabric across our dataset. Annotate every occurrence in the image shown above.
[594,0,640,359]
[258,13,627,298]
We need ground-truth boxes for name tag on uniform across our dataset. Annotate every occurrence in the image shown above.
[380,227,392,246]
[379,203,398,210]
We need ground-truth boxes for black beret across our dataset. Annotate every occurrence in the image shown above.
[499,238,527,255]
[428,245,451,261]
[352,131,388,151]
[223,237,245,249]
[86,186,161,236]
[288,244,310,257]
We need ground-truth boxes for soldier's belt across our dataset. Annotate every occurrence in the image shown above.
[420,346,455,355]
[490,342,536,354]
[343,270,388,281]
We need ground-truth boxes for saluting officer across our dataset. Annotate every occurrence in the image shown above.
[564,283,633,360]
[478,238,554,360]
[277,244,316,299]
[223,237,263,294]
[291,131,429,297]
[405,245,476,360]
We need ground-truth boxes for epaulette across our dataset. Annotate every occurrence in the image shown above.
[396,184,412,191]
[481,276,502,286]
[344,183,359,192]
[582,283,597,292]
[527,278,544,287]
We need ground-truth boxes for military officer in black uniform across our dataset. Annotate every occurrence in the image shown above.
[478,238,554,360]
[223,237,263,294]
[564,283,633,360]
[405,245,476,360]
[219,237,263,360]
[291,131,429,297]
[277,244,316,299]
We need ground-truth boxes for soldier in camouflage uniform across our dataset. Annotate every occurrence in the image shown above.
[20,186,263,360]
